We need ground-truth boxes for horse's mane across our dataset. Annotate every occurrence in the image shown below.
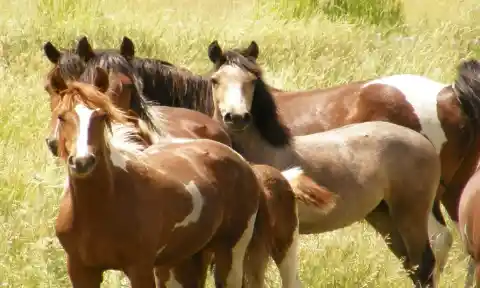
[57,81,152,158]
[453,59,480,130]
[58,81,129,124]
[219,50,291,147]
[79,52,167,137]
[131,57,214,116]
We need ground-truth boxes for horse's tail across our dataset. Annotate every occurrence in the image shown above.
[453,59,480,128]
[281,166,336,213]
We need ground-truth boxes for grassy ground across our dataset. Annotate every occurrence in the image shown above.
[0,0,479,286]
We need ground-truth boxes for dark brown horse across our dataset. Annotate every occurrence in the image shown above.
[51,78,262,287]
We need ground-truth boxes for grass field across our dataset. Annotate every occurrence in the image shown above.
[0,0,479,286]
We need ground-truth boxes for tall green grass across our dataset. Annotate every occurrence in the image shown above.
[0,0,479,286]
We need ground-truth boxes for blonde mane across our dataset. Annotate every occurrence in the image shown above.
[58,81,158,159]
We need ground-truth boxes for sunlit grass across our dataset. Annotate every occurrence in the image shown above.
[0,0,479,286]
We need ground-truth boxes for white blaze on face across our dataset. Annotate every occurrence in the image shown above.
[74,104,95,158]
[218,65,249,115]
[363,74,449,154]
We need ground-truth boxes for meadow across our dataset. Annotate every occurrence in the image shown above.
[0,0,479,286]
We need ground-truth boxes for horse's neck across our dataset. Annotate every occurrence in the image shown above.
[230,126,299,170]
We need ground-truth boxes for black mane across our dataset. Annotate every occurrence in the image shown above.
[218,50,291,147]
[453,59,480,129]
[130,57,214,116]
[79,52,163,136]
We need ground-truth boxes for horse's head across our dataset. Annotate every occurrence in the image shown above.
[208,40,291,147]
[53,76,129,177]
[208,40,260,131]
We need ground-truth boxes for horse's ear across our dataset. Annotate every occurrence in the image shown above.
[208,40,223,63]
[44,42,61,64]
[76,36,95,62]
[93,67,110,93]
[245,41,259,60]
[120,36,135,60]
[49,67,68,92]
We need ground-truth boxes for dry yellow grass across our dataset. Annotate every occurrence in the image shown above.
[0,0,479,286]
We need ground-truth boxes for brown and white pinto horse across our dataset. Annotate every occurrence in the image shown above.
[51,79,262,287]
[208,45,455,287]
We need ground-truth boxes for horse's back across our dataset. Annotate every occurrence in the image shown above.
[295,121,440,190]
[155,106,232,146]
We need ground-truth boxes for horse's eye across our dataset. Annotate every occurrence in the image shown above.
[211,78,219,86]
[58,115,65,122]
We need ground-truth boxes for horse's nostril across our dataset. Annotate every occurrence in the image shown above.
[224,112,233,122]
[243,113,252,123]
[67,156,75,166]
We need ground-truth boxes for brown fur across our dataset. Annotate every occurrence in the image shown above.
[459,164,480,287]
[53,80,261,287]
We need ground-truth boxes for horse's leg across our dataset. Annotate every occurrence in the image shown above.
[427,200,453,278]
[243,237,269,288]
[125,263,156,288]
[273,224,302,288]
[66,256,103,288]
[364,203,410,268]
[154,252,210,288]
[388,199,436,288]
[214,212,257,288]
[465,256,476,288]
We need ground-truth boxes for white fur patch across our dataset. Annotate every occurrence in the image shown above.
[225,211,257,287]
[164,270,183,288]
[281,166,304,182]
[364,74,448,154]
[174,181,205,229]
[170,138,196,144]
[74,104,96,157]
[278,217,302,288]
[52,119,60,139]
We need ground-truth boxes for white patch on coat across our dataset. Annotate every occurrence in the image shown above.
[364,74,448,153]
[281,166,304,182]
[225,211,257,287]
[174,181,205,229]
[278,206,302,288]
[74,104,95,157]
[164,270,183,288]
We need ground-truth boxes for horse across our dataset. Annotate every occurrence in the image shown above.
[43,38,232,157]
[51,78,263,287]
[459,166,480,287]
[48,64,335,287]
[207,45,453,287]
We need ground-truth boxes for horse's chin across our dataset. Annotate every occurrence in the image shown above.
[225,122,250,133]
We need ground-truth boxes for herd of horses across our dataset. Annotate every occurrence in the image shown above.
[38,35,480,287]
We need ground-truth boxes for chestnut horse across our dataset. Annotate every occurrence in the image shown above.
[207,47,454,287]
[51,79,262,287]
